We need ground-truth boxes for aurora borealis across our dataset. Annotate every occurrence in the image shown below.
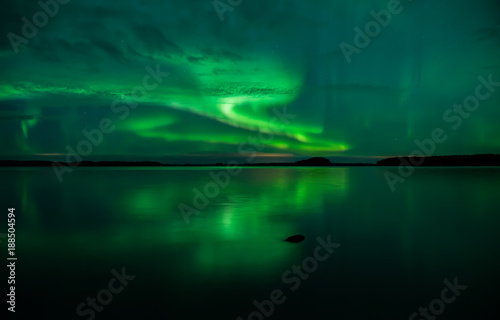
[1,0,500,162]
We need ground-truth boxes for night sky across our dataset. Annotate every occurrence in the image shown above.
[1,0,499,162]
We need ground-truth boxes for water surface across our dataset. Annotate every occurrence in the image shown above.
[2,167,499,319]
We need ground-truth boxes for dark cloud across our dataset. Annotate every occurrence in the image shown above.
[200,82,298,97]
[474,26,500,42]
[132,24,184,55]
[0,1,42,51]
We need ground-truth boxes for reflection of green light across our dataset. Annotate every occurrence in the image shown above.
[17,167,354,280]
[292,168,348,207]
[192,209,298,276]
[129,191,156,211]
[21,122,28,139]
[125,184,177,216]
[113,167,351,276]
[221,206,236,238]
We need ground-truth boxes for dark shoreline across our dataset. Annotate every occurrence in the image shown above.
[0,160,375,167]
[1,154,500,167]
[376,154,500,167]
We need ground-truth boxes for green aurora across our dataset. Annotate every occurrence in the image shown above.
[1,0,499,161]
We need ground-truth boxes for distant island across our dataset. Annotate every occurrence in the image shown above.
[1,154,499,167]
[376,154,500,166]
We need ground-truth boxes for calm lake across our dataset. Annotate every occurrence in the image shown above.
[2,167,499,319]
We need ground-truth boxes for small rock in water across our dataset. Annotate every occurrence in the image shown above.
[284,234,305,243]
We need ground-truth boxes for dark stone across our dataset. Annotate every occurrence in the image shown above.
[284,234,305,243]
